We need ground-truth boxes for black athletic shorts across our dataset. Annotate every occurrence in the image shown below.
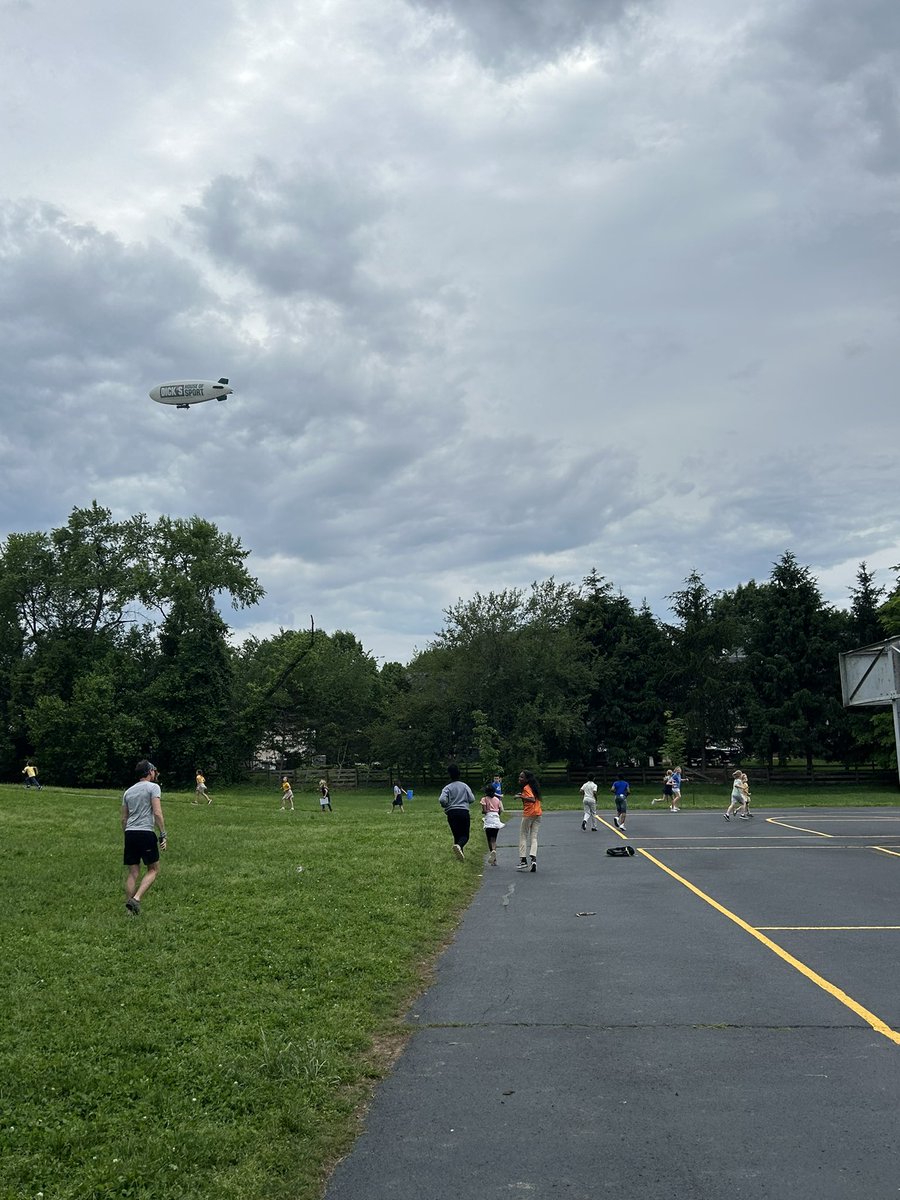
[124,830,159,866]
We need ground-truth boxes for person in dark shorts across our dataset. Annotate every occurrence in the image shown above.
[122,760,167,915]
[392,783,405,812]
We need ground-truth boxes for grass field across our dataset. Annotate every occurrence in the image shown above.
[3,777,898,1200]
[0,785,484,1200]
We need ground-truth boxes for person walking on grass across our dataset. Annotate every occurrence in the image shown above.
[439,763,475,861]
[195,770,212,805]
[280,776,295,811]
[319,779,332,812]
[580,775,599,831]
[392,782,405,812]
[481,782,504,865]
[22,761,42,790]
[611,774,630,831]
[122,760,167,916]
[516,770,542,872]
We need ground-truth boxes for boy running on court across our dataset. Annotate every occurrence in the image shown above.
[611,774,630,832]
[580,775,599,830]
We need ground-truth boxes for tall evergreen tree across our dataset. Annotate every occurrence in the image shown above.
[742,552,846,770]
[571,571,666,766]
[848,562,886,646]
[664,571,739,766]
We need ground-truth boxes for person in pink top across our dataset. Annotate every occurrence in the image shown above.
[480,782,504,866]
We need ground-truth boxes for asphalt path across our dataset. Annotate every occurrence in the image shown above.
[325,808,900,1200]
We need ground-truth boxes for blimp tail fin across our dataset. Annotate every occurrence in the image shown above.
[218,377,229,385]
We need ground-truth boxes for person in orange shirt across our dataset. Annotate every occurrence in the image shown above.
[515,770,543,872]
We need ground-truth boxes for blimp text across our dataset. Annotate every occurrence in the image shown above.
[159,383,206,399]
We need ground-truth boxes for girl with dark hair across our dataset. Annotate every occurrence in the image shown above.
[516,770,542,872]
[480,783,504,866]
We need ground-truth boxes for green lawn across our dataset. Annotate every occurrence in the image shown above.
[2,778,898,1200]
[0,785,482,1200]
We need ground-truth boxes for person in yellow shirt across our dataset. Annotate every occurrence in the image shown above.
[22,761,42,790]
[195,771,213,805]
[280,776,295,811]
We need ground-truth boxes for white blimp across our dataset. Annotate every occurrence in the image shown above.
[149,378,233,409]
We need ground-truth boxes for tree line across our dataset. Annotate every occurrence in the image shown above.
[1,503,897,787]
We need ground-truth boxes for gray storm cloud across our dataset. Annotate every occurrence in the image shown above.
[1,0,899,661]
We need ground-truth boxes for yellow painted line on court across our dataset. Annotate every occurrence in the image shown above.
[638,847,900,1046]
[871,846,900,859]
[789,815,900,822]
[649,844,849,851]
[757,926,900,931]
[765,817,832,837]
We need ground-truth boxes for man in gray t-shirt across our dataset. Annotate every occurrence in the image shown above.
[122,760,167,915]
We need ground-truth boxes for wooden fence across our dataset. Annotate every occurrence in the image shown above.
[248,762,897,790]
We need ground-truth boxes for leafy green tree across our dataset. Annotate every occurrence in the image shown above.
[472,709,502,784]
[432,580,591,767]
[236,627,380,771]
[26,653,146,786]
[877,563,900,640]
[0,505,263,785]
[659,710,687,767]
[145,601,237,783]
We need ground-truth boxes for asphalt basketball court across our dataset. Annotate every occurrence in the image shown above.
[325,807,900,1199]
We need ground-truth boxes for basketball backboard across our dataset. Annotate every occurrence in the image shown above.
[839,638,900,708]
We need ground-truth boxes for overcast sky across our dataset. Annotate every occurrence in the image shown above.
[2,0,898,662]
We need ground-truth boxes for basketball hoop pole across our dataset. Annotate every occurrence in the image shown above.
[893,698,900,788]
